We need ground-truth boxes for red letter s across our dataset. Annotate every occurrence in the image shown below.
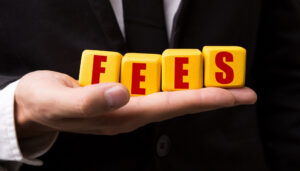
[215,52,234,84]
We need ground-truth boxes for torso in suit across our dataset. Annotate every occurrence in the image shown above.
[1,0,300,170]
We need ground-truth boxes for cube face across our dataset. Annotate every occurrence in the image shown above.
[162,49,203,91]
[121,53,161,96]
[203,46,246,88]
[79,50,122,86]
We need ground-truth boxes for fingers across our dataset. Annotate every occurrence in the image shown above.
[110,87,257,125]
[227,87,257,105]
[40,86,257,136]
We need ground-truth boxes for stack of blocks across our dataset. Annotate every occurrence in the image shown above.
[79,46,246,96]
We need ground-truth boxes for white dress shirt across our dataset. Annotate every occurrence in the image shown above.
[0,0,181,170]
[110,0,182,40]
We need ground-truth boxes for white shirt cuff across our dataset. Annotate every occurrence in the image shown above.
[0,80,58,166]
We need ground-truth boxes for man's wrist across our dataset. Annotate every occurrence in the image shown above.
[0,80,58,166]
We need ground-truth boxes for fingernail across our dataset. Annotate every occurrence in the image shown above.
[104,86,129,108]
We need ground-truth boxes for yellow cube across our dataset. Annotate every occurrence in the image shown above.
[162,49,203,91]
[79,50,122,86]
[121,53,161,96]
[203,46,246,88]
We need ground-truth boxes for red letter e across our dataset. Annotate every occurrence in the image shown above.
[175,57,189,89]
[131,63,146,95]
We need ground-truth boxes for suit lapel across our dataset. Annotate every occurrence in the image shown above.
[88,0,126,53]
[88,0,188,50]
[170,0,190,48]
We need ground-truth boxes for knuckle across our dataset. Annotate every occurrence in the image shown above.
[163,92,173,110]
[78,94,93,117]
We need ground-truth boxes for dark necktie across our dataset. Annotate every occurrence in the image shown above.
[122,0,169,54]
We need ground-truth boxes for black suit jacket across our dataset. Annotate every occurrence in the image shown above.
[0,0,299,170]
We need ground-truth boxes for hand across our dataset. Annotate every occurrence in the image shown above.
[15,71,257,138]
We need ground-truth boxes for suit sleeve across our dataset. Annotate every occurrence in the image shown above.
[255,0,300,170]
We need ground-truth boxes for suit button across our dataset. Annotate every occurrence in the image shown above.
[156,135,171,157]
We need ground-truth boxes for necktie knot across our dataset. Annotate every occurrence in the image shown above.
[123,0,169,53]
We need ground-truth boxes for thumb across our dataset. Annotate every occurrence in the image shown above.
[56,83,130,118]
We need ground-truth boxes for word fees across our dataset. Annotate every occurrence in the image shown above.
[79,46,246,96]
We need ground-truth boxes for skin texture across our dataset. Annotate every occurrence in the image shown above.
[14,71,257,139]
